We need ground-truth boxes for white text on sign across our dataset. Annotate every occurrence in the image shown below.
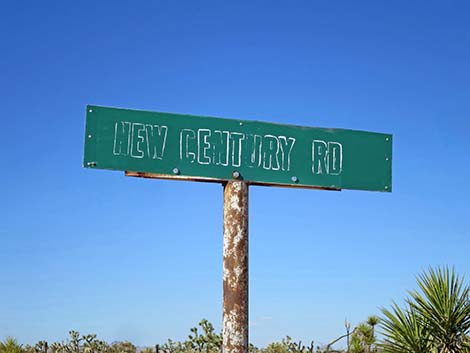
[113,122,342,175]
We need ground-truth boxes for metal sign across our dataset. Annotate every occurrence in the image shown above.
[84,105,392,191]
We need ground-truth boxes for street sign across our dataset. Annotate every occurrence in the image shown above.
[83,104,393,353]
[84,105,392,191]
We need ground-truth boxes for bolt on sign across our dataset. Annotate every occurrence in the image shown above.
[84,105,392,191]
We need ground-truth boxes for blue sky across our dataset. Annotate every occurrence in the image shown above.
[1,0,470,348]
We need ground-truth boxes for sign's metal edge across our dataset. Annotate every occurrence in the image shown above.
[83,106,99,168]
[126,170,393,192]
[124,171,343,191]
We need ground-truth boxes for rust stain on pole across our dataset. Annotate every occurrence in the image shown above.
[223,181,249,353]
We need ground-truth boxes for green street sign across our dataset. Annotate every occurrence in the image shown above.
[84,105,392,192]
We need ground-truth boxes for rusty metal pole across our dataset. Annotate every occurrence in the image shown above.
[223,180,249,353]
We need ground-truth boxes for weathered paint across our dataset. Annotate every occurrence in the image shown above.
[84,105,393,192]
[223,181,249,353]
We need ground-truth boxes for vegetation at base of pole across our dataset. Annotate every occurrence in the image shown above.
[0,319,376,353]
[2,267,469,353]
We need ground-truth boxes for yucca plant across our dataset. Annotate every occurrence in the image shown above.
[380,301,431,353]
[380,266,470,353]
[0,337,24,353]
[411,267,470,353]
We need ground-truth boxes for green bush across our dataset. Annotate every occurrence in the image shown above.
[380,267,470,353]
[0,338,24,353]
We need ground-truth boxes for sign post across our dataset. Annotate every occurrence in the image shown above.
[223,180,249,353]
[84,105,392,353]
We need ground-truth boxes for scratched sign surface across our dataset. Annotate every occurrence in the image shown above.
[84,105,392,192]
